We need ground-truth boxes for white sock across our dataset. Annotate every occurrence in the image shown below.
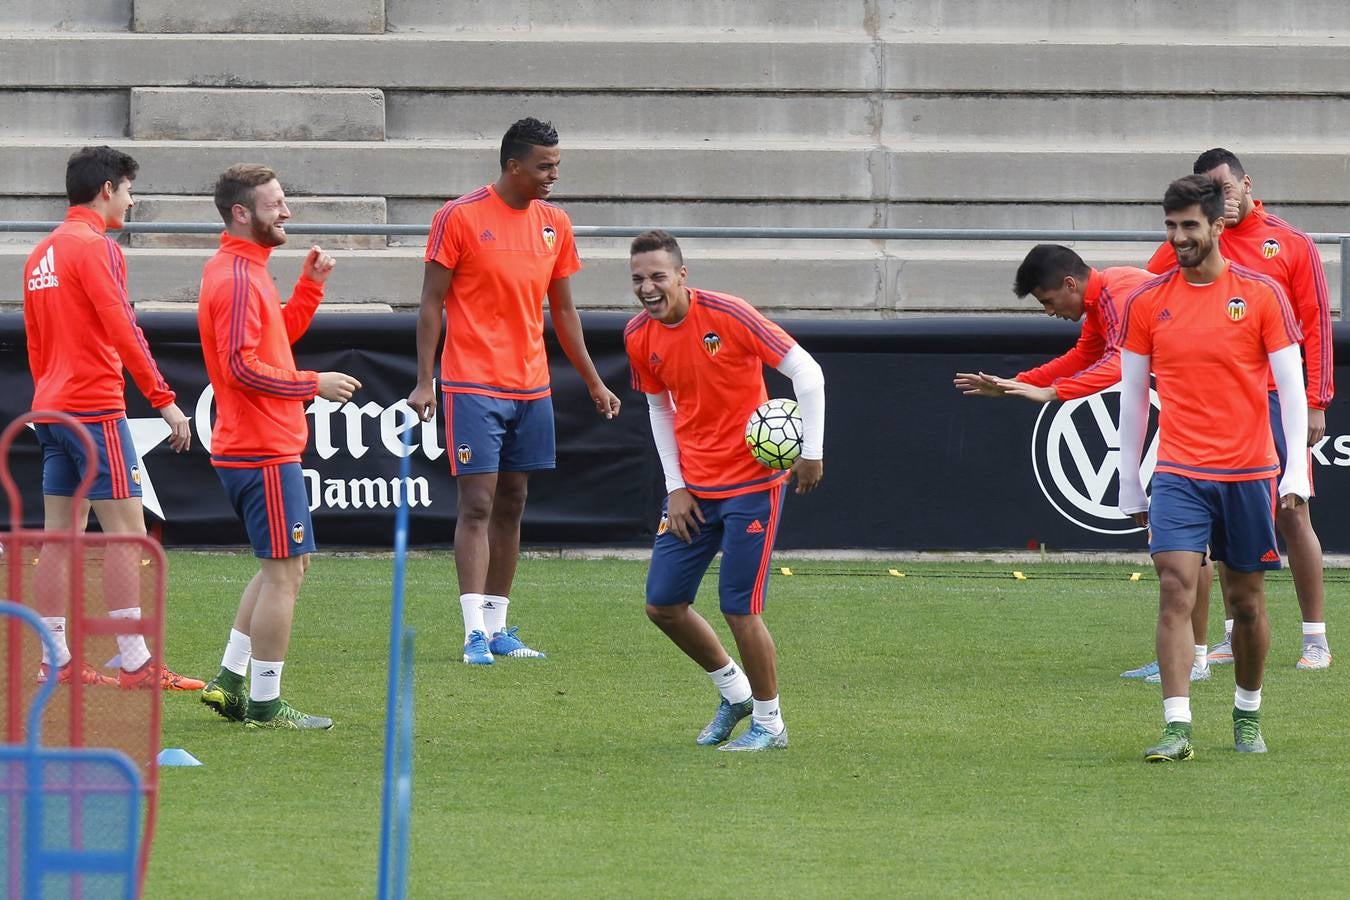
[108,607,151,672]
[708,659,752,705]
[1302,621,1328,649]
[1234,686,1262,712]
[250,658,285,702]
[40,617,72,668]
[1224,619,1234,640]
[1193,644,1209,672]
[1162,696,1191,724]
[481,595,509,636]
[752,696,784,734]
[459,593,486,640]
[221,628,252,676]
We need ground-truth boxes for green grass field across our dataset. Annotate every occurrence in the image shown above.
[143,553,1350,898]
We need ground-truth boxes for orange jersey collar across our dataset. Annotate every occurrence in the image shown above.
[65,205,108,233]
[216,232,274,266]
[1082,267,1106,311]
[1228,199,1267,236]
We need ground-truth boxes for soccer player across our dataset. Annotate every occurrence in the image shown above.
[624,229,825,752]
[197,164,361,729]
[1118,174,1308,761]
[407,118,621,666]
[24,145,202,691]
[1144,148,1332,672]
[954,246,1215,685]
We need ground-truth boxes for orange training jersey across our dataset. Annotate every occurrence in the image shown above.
[1016,266,1154,400]
[1146,200,1332,408]
[1120,262,1302,481]
[24,206,175,420]
[197,233,322,466]
[625,288,796,499]
[424,185,582,399]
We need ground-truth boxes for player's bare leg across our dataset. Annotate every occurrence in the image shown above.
[1153,551,1202,699]
[32,496,97,680]
[484,472,528,597]
[1277,503,1330,668]
[1192,560,1213,649]
[242,554,329,728]
[721,612,786,750]
[646,602,731,671]
[1226,568,1270,753]
[453,472,498,595]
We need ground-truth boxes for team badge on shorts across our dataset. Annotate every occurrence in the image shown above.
[1226,297,1247,321]
[541,226,556,249]
[1262,239,1281,259]
[702,332,722,357]
[657,512,670,536]
[457,443,473,465]
[131,465,141,486]
[291,522,305,544]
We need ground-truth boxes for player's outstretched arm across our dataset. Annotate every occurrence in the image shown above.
[409,261,451,423]
[547,276,620,419]
[953,372,1009,397]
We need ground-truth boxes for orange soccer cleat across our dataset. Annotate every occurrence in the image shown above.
[37,662,118,687]
[118,660,207,692]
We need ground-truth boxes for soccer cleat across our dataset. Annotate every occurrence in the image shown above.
[1233,709,1267,753]
[719,721,788,752]
[1296,645,1332,671]
[1207,637,1235,666]
[244,699,334,731]
[1144,663,1212,684]
[118,660,206,691]
[1144,722,1195,762]
[200,678,247,722]
[488,626,546,659]
[37,662,117,687]
[462,630,494,665]
[1120,660,1160,679]
[696,697,754,746]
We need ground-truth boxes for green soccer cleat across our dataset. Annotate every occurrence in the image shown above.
[200,676,247,723]
[1233,708,1267,753]
[696,697,753,746]
[244,699,334,731]
[1143,721,1194,762]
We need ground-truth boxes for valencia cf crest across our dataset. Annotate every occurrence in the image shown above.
[657,512,670,536]
[1226,297,1247,321]
[457,443,473,465]
[541,226,556,249]
[291,522,305,544]
[131,465,141,486]
[1262,239,1281,259]
[702,332,722,357]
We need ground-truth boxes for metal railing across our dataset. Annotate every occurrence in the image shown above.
[5,222,1348,306]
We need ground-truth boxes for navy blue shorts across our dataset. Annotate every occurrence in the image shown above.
[646,484,787,615]
[36,417,141,501]
[215,463,316,559]
[1149,472,1279,572]
[1268,390,1314,496]
[442,392,555,476]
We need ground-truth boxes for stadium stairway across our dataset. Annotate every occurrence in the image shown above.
[0,0,1346,316]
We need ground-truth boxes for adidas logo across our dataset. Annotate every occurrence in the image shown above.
[1261,549,1280,563]
[482,601,496,609]
[27,246,59,291]
[1156,308,1173,321]
[258,669,279,677]
[650,352,662,365]
[479,229,495,242]
[745,520,765,534]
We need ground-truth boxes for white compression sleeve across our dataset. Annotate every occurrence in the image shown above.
[645,391,685,494]
[1117,350,1151,515]
[1270,343,1310,500]
[775,345,825,459]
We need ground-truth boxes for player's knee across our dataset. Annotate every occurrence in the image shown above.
[1275,503,1312,535]
[645,602,682,627]
[456,490,494,523]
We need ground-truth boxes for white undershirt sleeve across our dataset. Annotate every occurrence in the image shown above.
[1270,343,1310,500]
[774,345,825,459]
[1117,349,1151,515]
[645,390,686,494]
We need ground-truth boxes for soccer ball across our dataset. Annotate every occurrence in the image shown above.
[745,398,802,470]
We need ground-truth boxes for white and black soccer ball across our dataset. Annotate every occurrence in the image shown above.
[744,398,803,470]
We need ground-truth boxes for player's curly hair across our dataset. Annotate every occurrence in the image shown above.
[500,118,559,170]
[1163,173,1226,223]
[630,229,684,267]
[1012,244,1088,298]
[66,146,138,206]
[213,164,278,224]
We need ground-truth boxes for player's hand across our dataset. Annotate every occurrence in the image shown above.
[1222,188,1241,226]
[1131,511,1149,528]
[303,246,337,285]
[1000,381,1057,404]
[158,402,191,453]
[589,383,621,420]
[408,381,437,423]
[1279,493,1307,511]
[1308,406,1326,444]
[318,371,361,403]
[790,457,823,494]
[953,372,1008,397]
[666,488,704,543]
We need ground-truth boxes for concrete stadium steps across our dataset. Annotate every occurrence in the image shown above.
[385,0,874,33]
[1,1,131,31]
[130,89,386,141]
[127,196,389,250]
[10,242,1334,317]
[132,0,383,34]
[0,91,126,139]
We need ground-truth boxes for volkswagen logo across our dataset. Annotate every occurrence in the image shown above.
[1031,385,1160,535]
